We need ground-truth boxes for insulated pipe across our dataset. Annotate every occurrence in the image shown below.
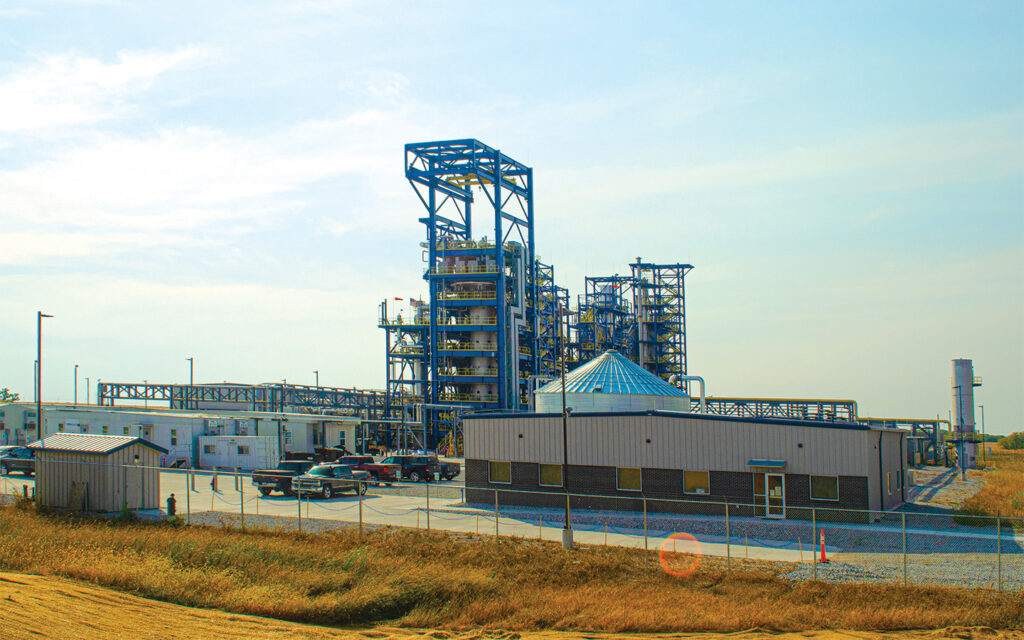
[676,375,706,414]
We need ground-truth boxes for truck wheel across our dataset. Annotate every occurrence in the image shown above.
[322,485,333,500]
[370,472,379,484]
[259,487,272,497]
[358,483,368,495]
[409,471,421,482]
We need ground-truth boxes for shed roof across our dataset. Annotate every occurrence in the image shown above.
[28,433,168,456]
[537,350,688,397]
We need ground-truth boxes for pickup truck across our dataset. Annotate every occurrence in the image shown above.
[380,454,442,482]
[0,446,35,476]
[336,455,400,484]
[251,460,316,496]
[437,457,461,481]
[291,464,371,499]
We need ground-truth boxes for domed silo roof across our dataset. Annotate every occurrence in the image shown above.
[535,350,689,413]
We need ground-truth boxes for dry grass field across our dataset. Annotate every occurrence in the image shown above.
[1,572,1021,640]
[961,446,1024,519]
[0,505,1021,635]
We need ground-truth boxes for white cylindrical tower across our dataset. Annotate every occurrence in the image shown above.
[951,358,978,469]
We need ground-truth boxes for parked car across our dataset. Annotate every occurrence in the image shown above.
[336,455,400,484]
[291,464,371,499]
[380,454,441,482]
[0,446,34,476]
[251,460,316,496]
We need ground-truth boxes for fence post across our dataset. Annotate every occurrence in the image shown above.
[725,502,731,571]
[643,498,648,553]
[297,485,302,533]
[494,491,499,539]
[239,473,245,531]
[185,471,191,525]
[901,512,907,586]
[996,517,1002,592]
[812,508,817,580]
[425,481,430,531]
[358,481,363,535]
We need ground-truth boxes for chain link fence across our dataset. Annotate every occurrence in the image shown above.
[2,461,1020,591]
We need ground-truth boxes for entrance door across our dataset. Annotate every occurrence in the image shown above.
[765,473,785,518]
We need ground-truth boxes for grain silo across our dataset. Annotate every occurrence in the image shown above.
[534,350,690,413]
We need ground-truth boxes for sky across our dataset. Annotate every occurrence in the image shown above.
[0,1,1021,434]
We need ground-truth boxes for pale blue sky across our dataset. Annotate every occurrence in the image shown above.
[1,1,1021,433]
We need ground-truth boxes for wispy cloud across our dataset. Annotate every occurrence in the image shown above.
[0,47,203,133]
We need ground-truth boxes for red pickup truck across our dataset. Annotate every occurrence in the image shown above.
[336,455,400,484]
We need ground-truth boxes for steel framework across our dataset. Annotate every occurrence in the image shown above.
[700,397,858,422]
[96,381,390,420]
[631,260,692,390]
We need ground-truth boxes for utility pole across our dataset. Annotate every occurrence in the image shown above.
[187,357,194,385]
[74,364,79,404]
[37,311,53,441]
[86,377,91,405]
[557,303,573,549]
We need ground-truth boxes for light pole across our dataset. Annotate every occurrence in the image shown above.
[74,364,79,404]
[314,370,320,414]
[978,404,985,465]
[557,303,573,549]
[187,357,194,385]
[37,311,53,441]
[85,377,91,405]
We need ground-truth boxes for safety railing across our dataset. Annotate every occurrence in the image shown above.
[437,291,497,301]
[428,265,499,275]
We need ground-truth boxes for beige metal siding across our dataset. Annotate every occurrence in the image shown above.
[36,444,162,513]
[467,414,878,477]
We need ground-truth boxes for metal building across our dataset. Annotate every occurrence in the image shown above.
[29,433,167,513]
[464,411,906,517]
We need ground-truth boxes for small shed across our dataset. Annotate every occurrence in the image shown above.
[28,433,167,513]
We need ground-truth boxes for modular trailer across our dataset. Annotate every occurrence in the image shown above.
[463,410,906,519]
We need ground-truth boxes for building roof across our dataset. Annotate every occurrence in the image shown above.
[537,350,688,397]
[28,433,169,456]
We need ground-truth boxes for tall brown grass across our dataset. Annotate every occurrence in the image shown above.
[0,507,1020,632]
[961,446,1024,520]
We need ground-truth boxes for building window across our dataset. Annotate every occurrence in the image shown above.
[122,426,129,435]
[539,464,562,487]
[170,429,178,446]
[887,472,892,495]
[339,431,346,447]
[897,470,903,491]
[203,444,216,454]
[58,424,65,432]
[488,461,511,484]
[617,467,642,492]
[237,445,250,455]
[810,475,839,501]
[102,425,109,435]
[683,470,710,494]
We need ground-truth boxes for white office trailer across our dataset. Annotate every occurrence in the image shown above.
[0,402,360,470]
[198,435,277,470]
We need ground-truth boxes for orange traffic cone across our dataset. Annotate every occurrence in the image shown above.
[819,528,828,564]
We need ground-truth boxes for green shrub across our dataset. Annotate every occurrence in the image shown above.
[997,432,1024,450]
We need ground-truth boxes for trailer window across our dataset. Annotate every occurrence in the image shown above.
[810,475,839,501]
[539,464,562,487]
[203,445,215,454]
[488,461,511,484]
[237,445,250,455]
[617,467,642,492]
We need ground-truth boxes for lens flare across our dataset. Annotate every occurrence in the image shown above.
[658,532,702,578]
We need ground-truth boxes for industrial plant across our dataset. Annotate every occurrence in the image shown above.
[2,139,989,522]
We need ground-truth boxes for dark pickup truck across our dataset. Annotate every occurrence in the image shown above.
[0,446,35,476]
[251,460,316,496]
[291,464,371,499]
[380,454,459,482]
[337,455,400,484]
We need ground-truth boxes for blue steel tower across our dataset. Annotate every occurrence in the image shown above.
[401,139,541,446]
